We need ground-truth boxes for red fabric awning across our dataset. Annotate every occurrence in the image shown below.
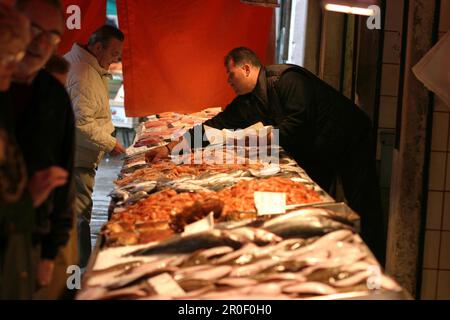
[116,0,273,117]
[58,0,106,55]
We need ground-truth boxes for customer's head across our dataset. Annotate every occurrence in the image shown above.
[45,54,69,85]
[87,25,124,70]
[14,0,64,81]
[0,3,30,91]
[224,47,262,96]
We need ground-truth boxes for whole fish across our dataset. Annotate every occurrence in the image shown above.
[282,282,338,296]
[97,284,149,300]
[223,227,282,246]
[109,189,130,203]
[229,257,283,277]
[263,215,354,239]
[195,246,234,260]
[329,269,373,288]
[213,243,259,265]
[215,277,259,287]
[184,265,233,281]
[129,230,245,256]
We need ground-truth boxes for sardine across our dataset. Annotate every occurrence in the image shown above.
[301,251,368,276]
[229,257,283,277]
[223,227,282,246]
[282,282,338,295]
[177,279,213,292]
[174,265,212,279]
[215,277,259,287]
[185,265,233,281]
[256,272,306,283]
[123,191,150,205]
[196,246,234,260]
[76,287,108,300]
[213,243,259,265]
[106,257,179,289]
[109,189,130,202]
[263,215,353,239]
[329,269,372,288]
[129,230,244,256]
[380,275,402,292]
[97,285,149,300]
[87,270,125,287]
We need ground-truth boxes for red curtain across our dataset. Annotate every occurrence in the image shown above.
[116,0,273,117]
[58,0,107,55]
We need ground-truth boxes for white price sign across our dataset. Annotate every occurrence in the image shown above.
[147,273,185,297]
[254,192,286,215]
[182,212,214,235]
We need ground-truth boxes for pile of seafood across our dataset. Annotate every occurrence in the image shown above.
[81,210,400,300]
[104,177,325,247]
[80,108,404,300]
[133,109,221,148]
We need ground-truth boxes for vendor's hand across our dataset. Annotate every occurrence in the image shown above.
[28,167,68,208]
[37,259,55,287]
[145,146,169,163]
[110,140,126,156]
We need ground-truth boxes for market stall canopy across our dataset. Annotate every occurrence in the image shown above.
[58,0,107,55]
[116,0,273,117]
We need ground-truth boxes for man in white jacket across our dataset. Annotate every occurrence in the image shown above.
[65,25,125,268]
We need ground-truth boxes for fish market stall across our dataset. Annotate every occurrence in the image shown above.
[77,109,409,300]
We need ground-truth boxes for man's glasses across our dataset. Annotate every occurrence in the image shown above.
[0,51,26,67]
[30,23,61,46]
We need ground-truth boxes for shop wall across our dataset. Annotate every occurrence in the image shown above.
[376,0,404,162]
[421,0,450,300]
[373,0,405,254]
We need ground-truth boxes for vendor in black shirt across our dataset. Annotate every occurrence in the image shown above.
[146,47,386,264]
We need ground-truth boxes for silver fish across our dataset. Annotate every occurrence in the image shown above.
[196,246,234,260]
[106,257,178,289]
[97,285,149,300]
[129,230,244,256]
[329,269,373,288]
[257,272,306,283]
[224,227,282,245]
[229,257,283,278]
[87,270,125,287]
[380,275,402,292]
[109,189,130,202]
[301,251,368,276]
[76,287,108,300]
[123,191,150,205]
[263,214,354,239]
[185,265,233,281]
[215,277,259,287]
[282,282,338,295]
[213,243,259,265]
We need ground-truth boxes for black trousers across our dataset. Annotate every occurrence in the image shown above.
[304,135,387,266]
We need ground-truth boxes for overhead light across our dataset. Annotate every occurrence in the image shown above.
[322,0,378,16]
[324,3,376,16]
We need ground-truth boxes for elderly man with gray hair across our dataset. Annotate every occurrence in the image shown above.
[65,25,126,269]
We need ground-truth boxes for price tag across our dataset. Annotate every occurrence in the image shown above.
[254,192,286,215]
[182,212,214,235]
[147,273,185,297]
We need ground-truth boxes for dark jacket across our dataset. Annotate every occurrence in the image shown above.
[188,64,372,172]
[0,91,36,299]
[10,70,76,260]
[0,91,35,235]
[185,65,384,261]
